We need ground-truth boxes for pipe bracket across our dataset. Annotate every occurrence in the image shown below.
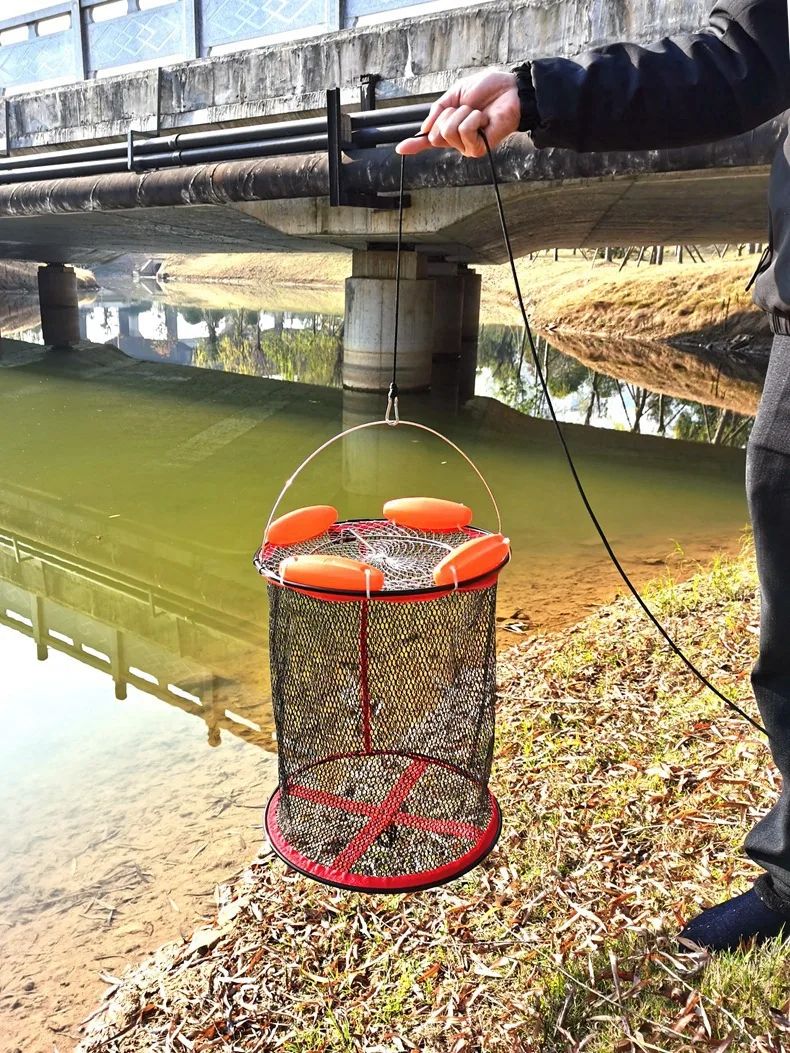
[327,88,410,211]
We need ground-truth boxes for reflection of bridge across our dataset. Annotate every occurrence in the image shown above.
[0,483,273,751]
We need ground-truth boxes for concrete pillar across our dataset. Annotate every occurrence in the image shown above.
[429,263,464,363]
[459,268,482,404]
[426,259,464,412]
[343,250,435,393]
[164,304,178,344]
[30,595,48,662]
[203,675,221,748]
[111,629,127,701]
[38,263,80,348]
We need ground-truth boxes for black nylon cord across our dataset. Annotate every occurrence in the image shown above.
[389,152,407,405]
[391,130,765,737]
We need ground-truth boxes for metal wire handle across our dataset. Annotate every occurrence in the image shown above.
[264,418,504,541]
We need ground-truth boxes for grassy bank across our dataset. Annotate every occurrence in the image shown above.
[160,251,768,343]
[79,543,790,1052]
[0,260,96,292]
[483,254,767,343]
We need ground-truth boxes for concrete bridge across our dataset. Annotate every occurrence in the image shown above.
[0,0,783,391]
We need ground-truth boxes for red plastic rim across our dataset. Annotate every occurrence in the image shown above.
[264,753,502,893]
[253,519,509,602]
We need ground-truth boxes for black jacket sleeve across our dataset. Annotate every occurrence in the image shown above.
[523,0,790,153]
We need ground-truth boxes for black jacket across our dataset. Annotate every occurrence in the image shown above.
[518,0,790,331]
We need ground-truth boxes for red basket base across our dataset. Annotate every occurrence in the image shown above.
[264,752,501,894]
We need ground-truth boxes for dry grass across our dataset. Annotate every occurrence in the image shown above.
[160,249,768,342]
[78,542,790,1053]
[480,254,767,342]
[162,252,352,288]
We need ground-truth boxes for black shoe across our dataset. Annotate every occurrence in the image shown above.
[679,884,789,953]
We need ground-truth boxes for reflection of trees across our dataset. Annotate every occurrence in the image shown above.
[477,324,752,447]
[673,405,753,446]
[182,309,343,387]
[478,326,599,417]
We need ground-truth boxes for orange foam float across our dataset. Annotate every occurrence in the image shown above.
[433,533,511,587]
[278,554,385,594]
[266,505,338,547]
[383,497,473,533]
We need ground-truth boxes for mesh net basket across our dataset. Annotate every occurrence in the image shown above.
[255,422,508,893]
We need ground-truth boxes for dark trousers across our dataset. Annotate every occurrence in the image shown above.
[746,335,790,899]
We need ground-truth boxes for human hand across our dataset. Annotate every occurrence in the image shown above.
[396,70,520,158]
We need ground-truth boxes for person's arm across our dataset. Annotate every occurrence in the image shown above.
[398,0,790,158]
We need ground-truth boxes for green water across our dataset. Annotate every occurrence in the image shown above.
[0,297,751,1047]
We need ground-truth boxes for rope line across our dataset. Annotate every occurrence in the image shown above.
[389,130,765,737]
[389,152,407,405]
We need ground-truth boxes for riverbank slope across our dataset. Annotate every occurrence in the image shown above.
[159,251,769,345]
[79,542,788,1052]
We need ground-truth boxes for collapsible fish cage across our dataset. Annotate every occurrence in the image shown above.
[254,421,510,893]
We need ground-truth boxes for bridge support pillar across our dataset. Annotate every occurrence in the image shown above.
[424,260,483,410]
[38,263,80,348]
[30,595,47,663]
[343,249,435,393]
[459,267,482,404]
[343,250,482,400]
[429,261,464,365]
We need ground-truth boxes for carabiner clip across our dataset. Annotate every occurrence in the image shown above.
[385,395,400,426]
[385,381,400,426]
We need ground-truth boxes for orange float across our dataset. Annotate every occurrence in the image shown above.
[433,534,511,587]
[278,554,385,594]
[383,497,473,533]
[266,505,338,547]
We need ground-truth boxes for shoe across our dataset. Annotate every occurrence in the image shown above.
[679,885,789,952]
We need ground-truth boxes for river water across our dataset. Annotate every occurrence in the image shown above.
[0,281,752,1050]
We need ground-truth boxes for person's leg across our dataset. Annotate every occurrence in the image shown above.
[681,335,790,951]
[743,345,790,899]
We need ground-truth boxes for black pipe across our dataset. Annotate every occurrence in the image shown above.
[0,123,425,185]
[351,103,431,128]
[0,135,331,184]
[352,122,422,148]
[0,116,331,172]
[0,105,431,175]
[0,156,132,184]
[0,140,133,170]
[137,133,330,169]
[135,116,330,154]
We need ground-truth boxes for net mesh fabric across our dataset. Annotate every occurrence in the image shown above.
[256,520,485,593]
[267,581,499,886]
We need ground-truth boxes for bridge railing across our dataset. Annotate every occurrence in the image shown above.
[0,0,474,94]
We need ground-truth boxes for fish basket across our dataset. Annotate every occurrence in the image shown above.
[254,420,510,893]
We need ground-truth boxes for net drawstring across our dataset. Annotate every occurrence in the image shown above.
[389,129,765,738]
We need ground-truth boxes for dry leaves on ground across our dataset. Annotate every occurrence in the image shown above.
[78,543,790,1052]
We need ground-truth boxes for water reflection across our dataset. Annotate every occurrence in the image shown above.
[477,325,757,448]
[0,332,750,707]
[4,289,759,446]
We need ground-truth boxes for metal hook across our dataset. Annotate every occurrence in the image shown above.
[385,394,400,426]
